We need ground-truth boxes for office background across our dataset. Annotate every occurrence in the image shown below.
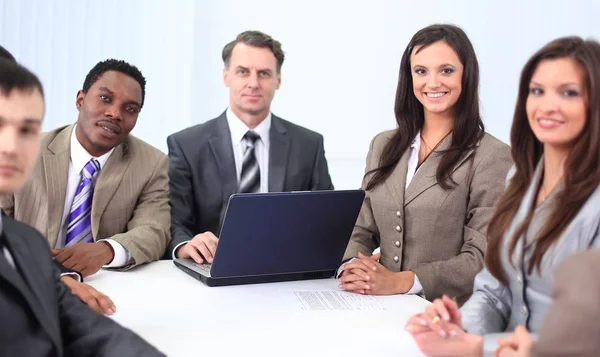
[1,0,598,189]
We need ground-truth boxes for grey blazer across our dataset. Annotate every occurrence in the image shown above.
[461,160,600,357]
[343,130,512,303]
[166,111,334,257]
[532,249,600,357]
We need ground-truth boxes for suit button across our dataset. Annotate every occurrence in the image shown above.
[522,306,528,315]
[517,274,522,284]
[395,241,400,247]
[396,211,401,217]
[393,256,399,262]
[395,225,402,232]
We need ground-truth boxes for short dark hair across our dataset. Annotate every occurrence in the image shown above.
[0,58,44,98]
[0,45,16,62]
[82,59,146,107]
[222,31,285,73]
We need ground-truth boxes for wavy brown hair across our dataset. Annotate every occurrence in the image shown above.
[366,24,484,191]
[486,37,600,284]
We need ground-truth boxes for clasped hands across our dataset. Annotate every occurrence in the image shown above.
[338,252,415,295]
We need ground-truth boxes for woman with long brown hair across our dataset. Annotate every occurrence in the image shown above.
[406,36,600,357]
[337,24,512,302]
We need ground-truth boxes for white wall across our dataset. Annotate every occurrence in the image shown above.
[1,0,599,189]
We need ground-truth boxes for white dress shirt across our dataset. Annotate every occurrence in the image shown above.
[339,132,424,296]
[172,110,272,258]
[226,107,271,193]
[56,125,132,268]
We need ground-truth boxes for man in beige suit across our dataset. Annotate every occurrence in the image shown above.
[0,59,170,314]
[495,249,600,357]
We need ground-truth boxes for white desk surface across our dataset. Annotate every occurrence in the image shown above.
[87,261,428,357]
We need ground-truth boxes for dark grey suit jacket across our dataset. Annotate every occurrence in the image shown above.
[0,215,165,357]
[166,112,334,256]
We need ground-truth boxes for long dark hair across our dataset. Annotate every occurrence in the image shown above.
[366,24,484,191]
[486,37,600,284]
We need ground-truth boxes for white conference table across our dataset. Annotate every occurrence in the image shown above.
[87,261,429,357]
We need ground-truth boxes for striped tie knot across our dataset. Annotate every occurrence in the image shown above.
[82,159,101,180]
[243,130,260,149]
[238,131,260,193]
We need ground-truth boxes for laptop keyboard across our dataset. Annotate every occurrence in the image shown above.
[192,262,212,273]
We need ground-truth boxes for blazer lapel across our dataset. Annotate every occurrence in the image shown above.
[522,160,546,249]
[1,226,61,350]
[268,116,290,192]
[208,114,238,208]
[383,148,410,209]
[404,134,477,206]
[91,141,131,240]
[43,125,73,248]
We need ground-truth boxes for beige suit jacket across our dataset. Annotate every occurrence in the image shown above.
[0,125,170,269]
[532,249,600,357]
[343,130,512,303]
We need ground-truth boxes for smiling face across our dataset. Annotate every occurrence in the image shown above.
[526,57,588,150]
[410,40,464,118]
[75,70,142,157]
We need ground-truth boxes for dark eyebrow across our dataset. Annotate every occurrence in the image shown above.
[0,116,42,125]
[98,87,141,107]
[530,81,581,88]
[236,66,249,71]
[23,118,42,125]
[98,87,115,95]
[257,68,273,74]
[412,63,456,69]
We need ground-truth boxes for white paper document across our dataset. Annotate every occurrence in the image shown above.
[287,290,386,311]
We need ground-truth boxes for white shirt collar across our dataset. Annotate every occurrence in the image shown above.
[411,131,421,150]
[226,108,271,148]
[70,124,115,175]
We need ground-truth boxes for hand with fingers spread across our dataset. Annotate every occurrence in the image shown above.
[405,296,484,357]
[338,252,415,295]
[493,326,533,357]
[52,242,114,277]
[60,276,116,315]
[420,295,464,336]
[176,232,219,264]
[405,313,484,357]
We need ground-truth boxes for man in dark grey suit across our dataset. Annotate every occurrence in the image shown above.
[0,58,164,356]
[167,30,334,262]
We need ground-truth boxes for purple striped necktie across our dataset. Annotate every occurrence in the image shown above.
[65,159,101,247]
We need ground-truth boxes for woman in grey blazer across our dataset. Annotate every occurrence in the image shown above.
[406,37,600,357]
[338,24,512,302]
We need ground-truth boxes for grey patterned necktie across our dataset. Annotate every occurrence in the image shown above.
[238,130,261,193]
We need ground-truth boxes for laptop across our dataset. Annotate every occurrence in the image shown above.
[174,189,365,286]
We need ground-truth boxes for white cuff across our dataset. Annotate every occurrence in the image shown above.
[172,240,190,259]
[60,272,82,283]
[405,273,424,296]
[98,239,133,268]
